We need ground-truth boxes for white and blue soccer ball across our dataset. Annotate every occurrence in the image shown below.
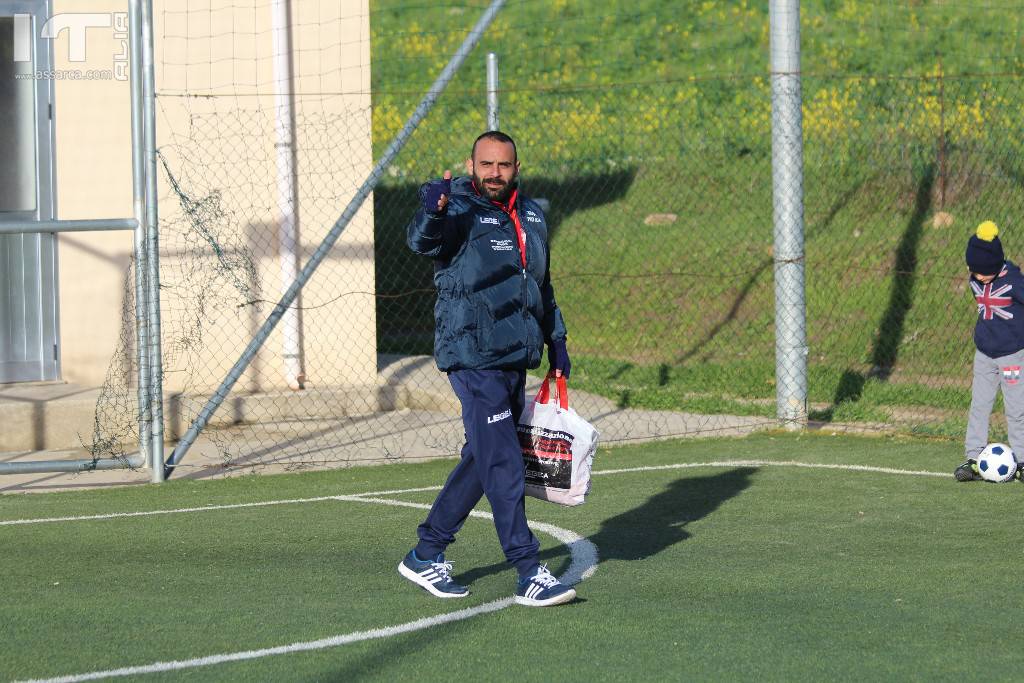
[978,443,1018,483]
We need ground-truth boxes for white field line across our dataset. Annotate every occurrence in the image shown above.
[12,496,597,683]
[348,460,949,499]
[0,460,948,528]
[17,598,515,683]
[348,485,443,498]
[592,460,950,479]
[0,496,346,527]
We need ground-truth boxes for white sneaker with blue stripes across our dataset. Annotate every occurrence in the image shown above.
[398,550,469,598]
[515,564,576,607]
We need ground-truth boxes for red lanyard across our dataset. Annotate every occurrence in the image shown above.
[492,188,526,267]
[508,204,526,267]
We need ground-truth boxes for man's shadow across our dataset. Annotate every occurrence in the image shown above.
[588,466,756,561]
[456,467,757,584]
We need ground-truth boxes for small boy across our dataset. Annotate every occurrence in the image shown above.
[956,221,1024,481]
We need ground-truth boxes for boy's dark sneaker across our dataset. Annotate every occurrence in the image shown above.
[954,459,981,482]
[1016,463,1024,482]
[514,565,576,607]
[398,551,469,598]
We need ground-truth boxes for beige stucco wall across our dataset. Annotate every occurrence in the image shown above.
[52,0,134,385]
[52,0,376,397]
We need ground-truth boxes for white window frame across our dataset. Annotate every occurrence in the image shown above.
[0,0,59,383]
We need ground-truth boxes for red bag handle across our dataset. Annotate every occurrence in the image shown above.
[535,372,569,410]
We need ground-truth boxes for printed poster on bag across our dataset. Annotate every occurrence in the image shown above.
[517,423,574,490]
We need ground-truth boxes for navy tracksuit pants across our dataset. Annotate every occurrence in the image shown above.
[415,368,540,577]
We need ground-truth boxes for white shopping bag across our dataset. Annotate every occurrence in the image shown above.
[517,373,600,506]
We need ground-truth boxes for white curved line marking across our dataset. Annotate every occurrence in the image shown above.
[14,496,597,683]
[351,497,598,586]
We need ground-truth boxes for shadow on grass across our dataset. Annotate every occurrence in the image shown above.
[668,174,870,370]
[455,466,757,585]
[596,175,870,407]
[585,466,756,561]
[813,166,934,423]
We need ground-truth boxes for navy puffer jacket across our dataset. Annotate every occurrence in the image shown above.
[407,176,567,372]
[972,260,1024,358]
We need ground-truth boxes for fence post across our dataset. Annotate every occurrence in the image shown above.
[272,0,306,391]
[128,0,151,469]
[487,52,499,130]
[141,0,166,479]
[769,0,808,430]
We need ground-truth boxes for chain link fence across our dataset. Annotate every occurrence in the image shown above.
[378,73,1024,442]
[88,2,1024,473]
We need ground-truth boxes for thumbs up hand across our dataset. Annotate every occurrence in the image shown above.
[421,170,452,214]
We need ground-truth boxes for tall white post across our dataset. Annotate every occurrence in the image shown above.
[272,0,305,390]
[487,52,499,130]
[128,0,151,469]
[770,0,808,429]
[140,0,166,479]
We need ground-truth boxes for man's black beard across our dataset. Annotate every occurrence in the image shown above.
[474,173,518,204]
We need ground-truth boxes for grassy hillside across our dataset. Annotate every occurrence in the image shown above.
[368,1,1024,435]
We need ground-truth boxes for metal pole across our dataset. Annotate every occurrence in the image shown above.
[0,454,145,476]
[271,0,306,391]
[769,0,808,430]
[165,0,509,477]
[0,218,137,234]
[140,0,165,480]
[128,0,152,471]
[486,52,499,130]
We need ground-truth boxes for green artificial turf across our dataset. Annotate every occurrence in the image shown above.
[4,432,1021,681]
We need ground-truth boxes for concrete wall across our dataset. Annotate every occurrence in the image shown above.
[49,0,376,395]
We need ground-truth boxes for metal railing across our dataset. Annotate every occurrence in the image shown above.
[0,0,161,480]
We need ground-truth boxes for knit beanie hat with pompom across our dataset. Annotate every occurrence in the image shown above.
[966,221,1005,276]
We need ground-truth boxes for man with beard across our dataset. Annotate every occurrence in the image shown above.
[398,130,575,607]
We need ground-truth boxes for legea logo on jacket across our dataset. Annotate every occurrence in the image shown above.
[479,216,499,225]
[487,408,512,424]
